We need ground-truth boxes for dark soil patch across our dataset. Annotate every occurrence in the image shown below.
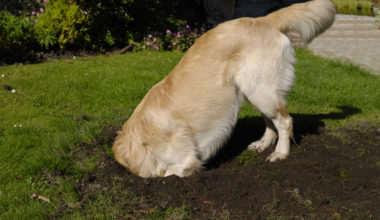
[0,50,85,66]
[2,84,13,91]
[54,111,380,219]
[1,45,134,66]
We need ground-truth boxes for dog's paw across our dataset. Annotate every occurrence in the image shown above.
[266,152,288,162]
[248,140,268,153]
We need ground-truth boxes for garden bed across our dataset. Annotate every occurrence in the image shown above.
[51,122,380,219]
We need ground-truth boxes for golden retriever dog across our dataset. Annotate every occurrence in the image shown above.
[113,0,336,178]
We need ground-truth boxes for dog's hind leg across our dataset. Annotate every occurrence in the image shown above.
[247,93,293,162]
[248,116,277,153]
[265,102,293,162]
[237,33,295,162]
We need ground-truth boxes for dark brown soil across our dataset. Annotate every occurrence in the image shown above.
[0,50,85,66]
[2,84,13,91]
[0,46,133,66]
[54,108,380,219]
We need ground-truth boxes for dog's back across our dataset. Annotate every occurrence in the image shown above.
[113,0,336,178]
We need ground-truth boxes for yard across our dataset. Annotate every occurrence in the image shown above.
[1,49,380,219]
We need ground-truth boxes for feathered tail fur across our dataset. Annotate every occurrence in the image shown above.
[266,0,336,44]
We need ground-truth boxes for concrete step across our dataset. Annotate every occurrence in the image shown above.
[318,34,380,39]
[334,20,376,25]
[332,23,375,28]
[335,14,376,21]
[329,26,378,32]
[322,30,380,35]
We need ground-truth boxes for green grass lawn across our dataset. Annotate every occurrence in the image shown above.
[0,50,379,219]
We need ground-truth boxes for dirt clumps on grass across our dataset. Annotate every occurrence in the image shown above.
[62,121,380,219]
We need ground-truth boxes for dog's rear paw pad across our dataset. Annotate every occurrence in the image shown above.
[248,140,267,153]
[266,152,288,162]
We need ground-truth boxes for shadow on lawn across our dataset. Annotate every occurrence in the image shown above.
[205,105,361,169]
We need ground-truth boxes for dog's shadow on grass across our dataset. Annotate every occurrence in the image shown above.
[205,105,361,169]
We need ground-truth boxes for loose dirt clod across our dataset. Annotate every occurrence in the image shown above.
[2,84,13,91]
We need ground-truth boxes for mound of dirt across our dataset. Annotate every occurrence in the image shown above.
[53,117,380,219]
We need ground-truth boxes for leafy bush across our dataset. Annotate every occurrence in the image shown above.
[374,8,380,28]
[0,11,37,48]
[333,0,374,16]
[0,11,39,62]
[36,0,88,49]
[134,18,207,52]
[358,0,374,15]
[0,0,207,62]
[75,0,134,50]
[75,0,206,50]
[0,0,40,15]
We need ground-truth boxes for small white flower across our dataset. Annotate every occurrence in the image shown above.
[11,89,16,93]
[13,125,17,127]
[73,56,77,59]
[19,124,22,127]
[1,74,4,78]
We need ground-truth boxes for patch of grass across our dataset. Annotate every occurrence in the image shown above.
[337,169,349,180]
[288,49,380,128]
[336,168,350,188]
[359,0,374,16]
[329,130,348,144]
[146,205,194,220]
[358,148,367,157]
[61,184,139,219]
[0,49,379,218]
[238,150,261,165]
[285,188,314,210]
[376,161,380,169]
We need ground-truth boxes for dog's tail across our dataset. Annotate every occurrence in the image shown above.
[266,0,336,44]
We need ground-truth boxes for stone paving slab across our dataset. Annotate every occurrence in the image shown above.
[308,14,380,75]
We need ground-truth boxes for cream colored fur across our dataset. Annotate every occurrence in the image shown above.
[112,0,336,178]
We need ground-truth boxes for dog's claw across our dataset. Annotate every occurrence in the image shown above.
[266,152,288,162]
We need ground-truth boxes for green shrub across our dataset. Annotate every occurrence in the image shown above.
[75,0,206,50]
[134,18,208,52]
[36,0,88,49]
[0,11,37,48]
[75,0,134,50]
[335,0,359,14]
[333,0,374,16]
[358,0,373,15]
[375,9,380,29]
[0,0,40,15]
[1,0,207,57]
[0,11,39,62]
